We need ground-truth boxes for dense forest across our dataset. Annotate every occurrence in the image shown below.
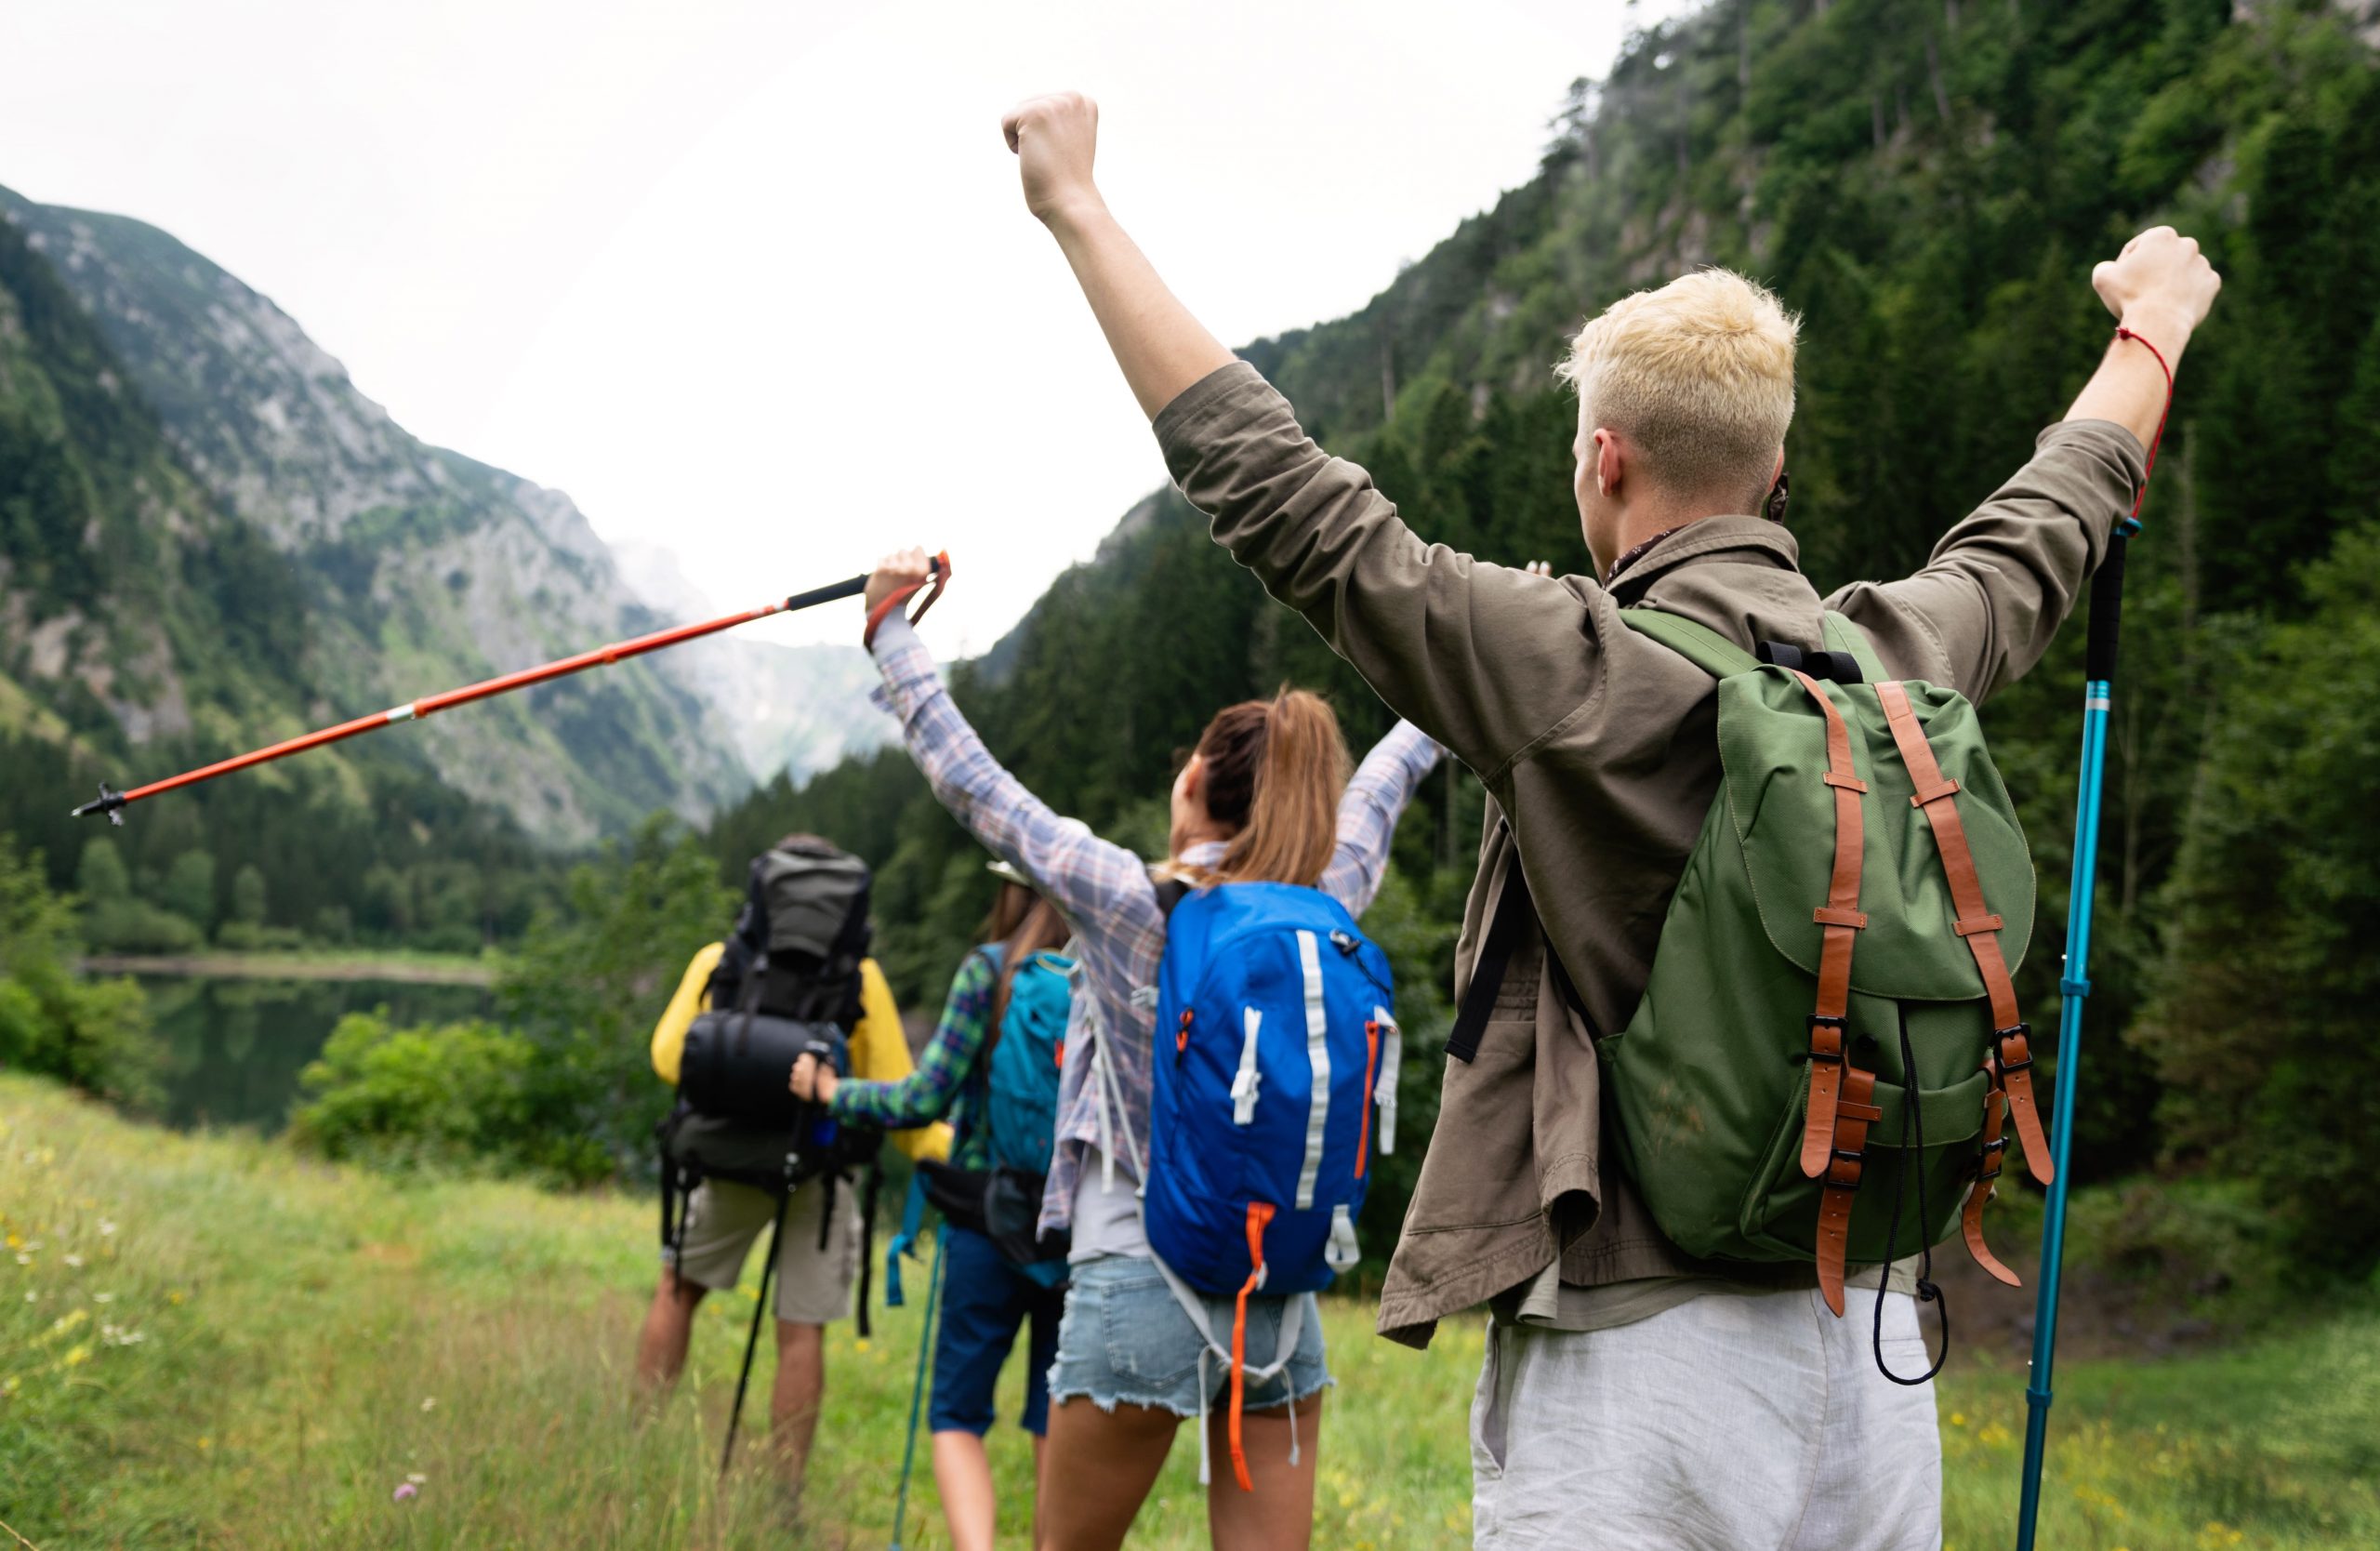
[708,0,2380,1273]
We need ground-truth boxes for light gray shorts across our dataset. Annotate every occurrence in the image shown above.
[663,1176,858,1326]
[1471,1286,1942,1549]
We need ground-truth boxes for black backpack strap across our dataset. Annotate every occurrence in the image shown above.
[1446,833,1594,1066]
[853,1164,882,1342]
[1447,853,1535,1065]
[1154,876,1191,919]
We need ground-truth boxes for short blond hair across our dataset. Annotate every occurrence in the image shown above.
[1556,269,1799,505]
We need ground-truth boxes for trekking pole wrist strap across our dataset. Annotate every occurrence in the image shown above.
[864,550,953,647]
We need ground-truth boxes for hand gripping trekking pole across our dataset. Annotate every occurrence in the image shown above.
[70,553,951,822]
[2015,330,2172,1550]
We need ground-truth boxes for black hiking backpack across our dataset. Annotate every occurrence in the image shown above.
[656,839,889,1325]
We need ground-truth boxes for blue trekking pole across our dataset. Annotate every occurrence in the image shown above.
[887,1185,944,1551]
[2015,328,2172,1549]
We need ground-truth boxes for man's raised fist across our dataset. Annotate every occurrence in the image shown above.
[2092,226,2222,348]
[1002,91,1102,226]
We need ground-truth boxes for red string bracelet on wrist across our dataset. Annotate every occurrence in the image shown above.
[2112,325,2175,527]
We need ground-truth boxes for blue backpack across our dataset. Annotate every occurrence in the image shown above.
[1145,880,1399,1488]
[977,946,1073,1175]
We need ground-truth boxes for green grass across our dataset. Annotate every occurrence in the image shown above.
[1,1072,2370,1549]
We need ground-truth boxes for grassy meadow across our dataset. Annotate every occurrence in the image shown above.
[2,1072,2372,1550]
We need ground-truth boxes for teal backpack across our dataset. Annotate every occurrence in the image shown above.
[1602,608,2054,1374]
[978,946,1072,1177]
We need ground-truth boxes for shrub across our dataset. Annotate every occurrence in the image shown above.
[0,838,160,1107]
[291,1010,536,1171]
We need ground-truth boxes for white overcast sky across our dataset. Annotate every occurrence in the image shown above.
[4,0,1677,654]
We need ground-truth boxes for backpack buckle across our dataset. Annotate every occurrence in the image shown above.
[1805,1014,1847,1063]
[1993,1023,2034,1071]
[1827,1146,1866,1187]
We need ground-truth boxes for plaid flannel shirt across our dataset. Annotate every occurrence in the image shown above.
[826,947,998,1170]
[867,615,1441,1237]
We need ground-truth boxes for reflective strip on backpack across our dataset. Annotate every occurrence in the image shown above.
[1326,1203,1360,1272]
[1295,930,1330,1210]
[1232,1008,1263,1125]
[1373,1007,1401,1155]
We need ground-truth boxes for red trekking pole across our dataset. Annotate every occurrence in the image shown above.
[71,553,950,822]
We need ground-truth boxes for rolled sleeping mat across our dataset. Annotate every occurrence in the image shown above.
[679,1010,853,1130]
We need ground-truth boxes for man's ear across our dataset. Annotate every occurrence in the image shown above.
[1593,428,1623,500]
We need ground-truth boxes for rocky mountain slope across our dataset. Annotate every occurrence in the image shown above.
[0,187,774,845]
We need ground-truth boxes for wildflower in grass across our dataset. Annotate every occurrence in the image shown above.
[407,1473,427,1485]
[60,1344,90,1368]
[97,1219,116,1237]
[420,1397,436,1412]
[393,1482,418,1502]
[166,1290,187,1306]
[12,1254,27,1266]
[23,1291,38,1304]
[1949,1412,1967,1426]
[62,1253,83,1268]
[92,1292,112,1304]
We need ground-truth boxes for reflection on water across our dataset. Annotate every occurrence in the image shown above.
[141,976,492,1132]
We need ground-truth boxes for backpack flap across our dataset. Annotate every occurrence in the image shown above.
[1717,670,2036,998]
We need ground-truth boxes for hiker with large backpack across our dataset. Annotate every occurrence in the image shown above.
[1001,92,2221,1547]
[634,834,950,1496]
[854,547,1438,1551]
[787,863,1074,1551]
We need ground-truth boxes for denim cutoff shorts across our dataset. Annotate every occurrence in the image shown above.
[1046,1254,1330,1417]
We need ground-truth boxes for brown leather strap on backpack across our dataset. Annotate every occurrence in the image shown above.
[1963,1068,2022,1287]
[1874,681,2056,1186]
[1815,1065,1882,1316]
[1793,670,1871,1180]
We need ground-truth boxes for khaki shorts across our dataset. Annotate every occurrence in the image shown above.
[664,1177,859,1326]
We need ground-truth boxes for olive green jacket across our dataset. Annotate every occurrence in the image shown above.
[1154,361,2146,1347]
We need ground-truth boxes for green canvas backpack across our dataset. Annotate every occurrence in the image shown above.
[1601,607,2052,1332]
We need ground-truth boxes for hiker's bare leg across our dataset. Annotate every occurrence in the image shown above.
[1036,1399,1178,1551]
[633,1271,706,1399]
[769,1319,826,1490]
[1206,1389,1324,1551]
[932,1430,997,1551]
[1031,1434,1047,1545]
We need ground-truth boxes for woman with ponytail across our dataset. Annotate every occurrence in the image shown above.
[796,865,1070,1551]
[847,548,1439,1550]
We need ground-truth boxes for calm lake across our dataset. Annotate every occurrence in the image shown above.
[140,974,492,1132]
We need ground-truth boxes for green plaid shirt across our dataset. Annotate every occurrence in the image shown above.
[828,947,998,1170]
